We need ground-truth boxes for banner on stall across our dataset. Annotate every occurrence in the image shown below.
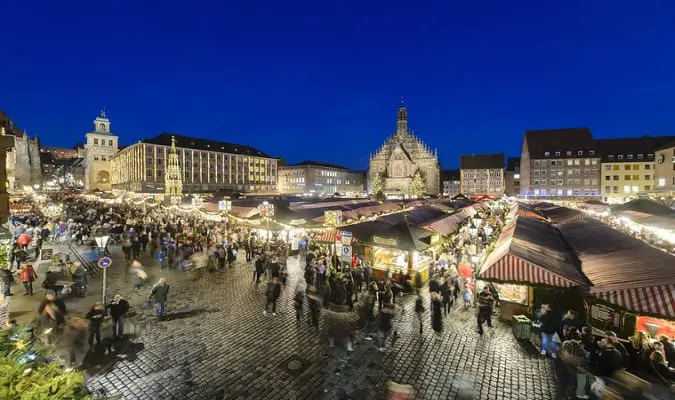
[324,210,342,226]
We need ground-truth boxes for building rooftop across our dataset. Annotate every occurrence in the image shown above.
[287,160,348,170]
[141,133,274,158]
[506,157,520,172]
[441,169,460,181]
[524,127,595,158]
[596,136,675,162]
[460,153,504,170]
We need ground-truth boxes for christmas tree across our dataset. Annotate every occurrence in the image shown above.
[371,173,386,202]
[409,172,426,198]
[0,326,100,399]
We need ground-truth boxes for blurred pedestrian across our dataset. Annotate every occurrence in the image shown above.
[19,263,38,296]
[293,284,305,322]
[148,277,170,317]
[263,276,282,316]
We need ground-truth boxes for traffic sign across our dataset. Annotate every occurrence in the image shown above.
[98,257,113,269]
[341,245,352,262]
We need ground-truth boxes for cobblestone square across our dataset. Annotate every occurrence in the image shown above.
[75,249,559,400]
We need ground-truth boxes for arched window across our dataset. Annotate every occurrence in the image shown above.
[99,123,106,132]
[97,171,111,183]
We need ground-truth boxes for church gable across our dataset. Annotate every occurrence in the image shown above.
[368,102,441,195]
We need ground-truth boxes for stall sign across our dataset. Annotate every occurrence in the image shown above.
[636,316,675,338]
[289,219,306,226]
[324,210,343,226]
[494,283,528,305]
[258,203,275,217]
[341,231,353,245]
[218,200,232,211]
[373,235,397,247]
[590,304,621,328]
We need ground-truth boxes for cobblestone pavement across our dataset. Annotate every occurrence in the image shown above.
[79,249,559,400]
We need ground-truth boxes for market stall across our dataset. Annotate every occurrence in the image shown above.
[558,217,675,335]
[478,215,590,320]
[343,219,437,283]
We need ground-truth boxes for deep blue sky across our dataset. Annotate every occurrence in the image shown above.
[3,1,675,169]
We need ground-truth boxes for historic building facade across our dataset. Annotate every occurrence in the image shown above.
[504,157,520,197]
[111,133,277,194]
[520,128,600,199]
[84,111,119,191]
[278,161,366,196]
[441,169,460,197]
[368,104,440,197]
[597,136,675,204]
[460,153,505,197]
[0,111,42,193]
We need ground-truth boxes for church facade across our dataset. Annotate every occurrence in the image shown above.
[368,104,440,197]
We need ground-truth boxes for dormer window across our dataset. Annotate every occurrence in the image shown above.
[577,151,583,156]
[648,153,654,158]
[627,154,633,160]
[555,151,561,156]
[589,150,595,156]
[618,155,624,160]
[544,151,550,157]
[566,151,572,156]
[608,155,614,160]
[637,154,644,159]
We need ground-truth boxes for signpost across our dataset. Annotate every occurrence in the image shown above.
[97,256,112,305]
[341,244,352,262]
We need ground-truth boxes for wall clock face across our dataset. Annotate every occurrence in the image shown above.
[658,154,665,164]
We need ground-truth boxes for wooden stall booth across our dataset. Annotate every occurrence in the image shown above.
[478,214,590,322]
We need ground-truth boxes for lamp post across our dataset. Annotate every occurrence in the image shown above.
[95,234,111,305]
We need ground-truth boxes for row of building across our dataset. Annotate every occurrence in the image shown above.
[447,128,675,204]
[4,106,675,205]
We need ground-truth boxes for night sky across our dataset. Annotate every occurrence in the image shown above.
[3,1,675,169]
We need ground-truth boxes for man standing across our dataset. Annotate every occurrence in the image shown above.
[263,277,282,317]
[107,294,130,338]
[476,286,494,336]
[148,278,170,317]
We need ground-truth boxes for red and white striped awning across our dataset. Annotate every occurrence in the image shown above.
[591,285,675,319]
[317,229,340,243]
[480,253,579,288]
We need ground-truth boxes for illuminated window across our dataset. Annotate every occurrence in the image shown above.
[623,186,631,193]
[658,178,666,187]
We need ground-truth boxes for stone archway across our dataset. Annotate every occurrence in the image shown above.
[97,170,111,184]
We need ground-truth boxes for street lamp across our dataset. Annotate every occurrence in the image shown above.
[95,234,111,304]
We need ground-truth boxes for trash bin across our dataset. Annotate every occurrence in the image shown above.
[512,315,531,339]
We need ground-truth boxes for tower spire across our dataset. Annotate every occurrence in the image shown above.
[396,100,408,136]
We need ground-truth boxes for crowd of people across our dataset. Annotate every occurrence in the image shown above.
[3,194,675,400]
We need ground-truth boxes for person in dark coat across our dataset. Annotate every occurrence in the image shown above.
[538,304,560,358]
[227,245,236,268]
[85,302,106,348]
[476,287,494,336]
[264,277,282,316]
[107,294,130,338]
[440,280,453,315]
[352,268,364,293]
[431,292,443,333]
[345,278,355,311]
[414,295,425,334]
[377,304,394,351]
[293,286,304,322]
